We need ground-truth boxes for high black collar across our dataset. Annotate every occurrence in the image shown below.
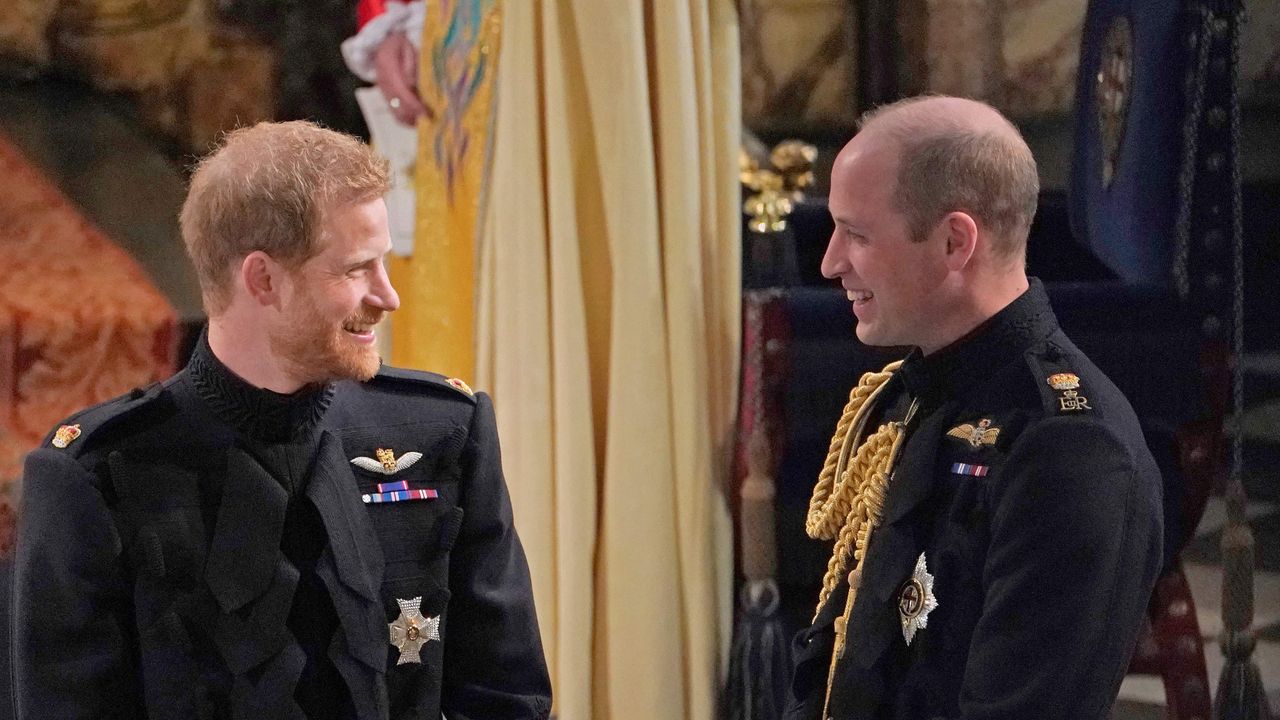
[186,330,334,443]
[896,277,1059,404]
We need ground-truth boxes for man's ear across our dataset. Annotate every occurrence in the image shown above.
[941,211,979,272]
[240,251,285,307]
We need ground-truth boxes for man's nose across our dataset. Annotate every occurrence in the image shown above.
[370,263,401,311]
[820,232,847,280]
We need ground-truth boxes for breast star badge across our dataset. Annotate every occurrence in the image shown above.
[350,448,424,475]
[51,424,81,448]
[946,418,1000,448]
[898,552,939,645]
[388,596,441,665]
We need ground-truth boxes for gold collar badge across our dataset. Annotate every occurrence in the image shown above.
[899,552,939,645]
[52,424,82,448]
[946,418,1000,448]
[1047,372,1080,390]
[388,596,441,665]
[1047,373,1092,412]
[350,448,424,475]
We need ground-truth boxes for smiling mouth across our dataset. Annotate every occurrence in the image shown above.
[846,290,874,305]
[343,320,378,335]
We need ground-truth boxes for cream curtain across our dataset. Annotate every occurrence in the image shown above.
[475,1,742,718]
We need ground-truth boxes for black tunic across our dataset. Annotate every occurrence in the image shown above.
[12,335,551,720]
[190,337,353,718]
[785,279,1163,720]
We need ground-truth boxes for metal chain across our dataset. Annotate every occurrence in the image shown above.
[746,296,765,461]
[1172,5,1213,299]
[1228,0,1245,495]
[1173,0,1245,481]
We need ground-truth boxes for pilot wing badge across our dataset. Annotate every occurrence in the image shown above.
[946,418,1000,449]
[350,447,424,475]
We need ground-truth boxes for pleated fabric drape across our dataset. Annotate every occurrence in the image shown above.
[477,2,741,717]
[389,2,741,716]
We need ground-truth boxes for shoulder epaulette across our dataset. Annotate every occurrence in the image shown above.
[373,365,477,403]
[41,381,170,454]
[1025,349,1094,416]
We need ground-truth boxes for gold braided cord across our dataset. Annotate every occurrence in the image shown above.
[805,361,901,537]
[805,361,903,617]
[813,419,907,617]
[807,361,915,720]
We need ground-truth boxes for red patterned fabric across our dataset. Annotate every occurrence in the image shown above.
[356,0,390,29]
[731,291,790,577]
[0,130,177,555]
[1128,568,1213,720]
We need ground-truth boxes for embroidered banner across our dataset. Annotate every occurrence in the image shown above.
[388,0,501,379]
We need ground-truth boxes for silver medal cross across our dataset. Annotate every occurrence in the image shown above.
[389,596,441,665]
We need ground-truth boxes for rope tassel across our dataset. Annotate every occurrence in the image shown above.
[725,297,790,720]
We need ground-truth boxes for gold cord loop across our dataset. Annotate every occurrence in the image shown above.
[804,361,916,719]
[806,360,904,616]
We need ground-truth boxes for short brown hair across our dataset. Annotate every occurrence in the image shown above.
[180,120,390,314]
[859,97,1039,259]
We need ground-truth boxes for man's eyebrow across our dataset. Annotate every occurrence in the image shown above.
[342,254,381,269]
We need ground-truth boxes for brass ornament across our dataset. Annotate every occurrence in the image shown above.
[740,140,818,233]
[769,140,818,190]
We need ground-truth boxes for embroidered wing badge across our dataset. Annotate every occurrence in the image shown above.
[945,418,1000,449]
[350,448,424,475]
[388,596,441,665]
[898,552,939,645]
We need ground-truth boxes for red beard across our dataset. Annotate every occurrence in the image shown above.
[271,291,385,384]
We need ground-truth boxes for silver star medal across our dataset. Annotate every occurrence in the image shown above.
[898,552,939,645]
[388,596,441,665]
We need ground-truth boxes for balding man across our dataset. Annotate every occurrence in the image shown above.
[786,96,1162,720]
[13,121,550,719]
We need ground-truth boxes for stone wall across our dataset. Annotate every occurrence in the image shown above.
[742,0,1279,130]
[741,0,858,132]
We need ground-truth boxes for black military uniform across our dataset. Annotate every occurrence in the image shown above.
[12,334,551,719]
[785,279,1163,720]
